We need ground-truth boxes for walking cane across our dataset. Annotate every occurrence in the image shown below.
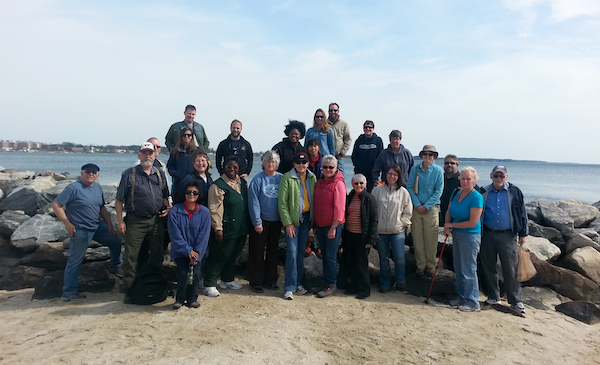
[424,235,448,304]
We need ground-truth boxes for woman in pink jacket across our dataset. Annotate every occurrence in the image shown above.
[313,155,347,298]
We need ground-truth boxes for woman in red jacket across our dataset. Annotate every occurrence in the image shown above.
[313,155,346,298]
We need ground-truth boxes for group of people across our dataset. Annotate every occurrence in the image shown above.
[52,103,528,315]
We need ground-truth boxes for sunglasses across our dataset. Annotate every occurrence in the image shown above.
[328,109,339,113]
[184,190,200,196]
[315,115,324,119]
[444,161,457,165]
[83,170,98,175]
[352,181,365,185]
[322,165,335,170]
[492,174,506,179]
[363,126,374,129]
[183,134,193,137]
[421,153,435,157]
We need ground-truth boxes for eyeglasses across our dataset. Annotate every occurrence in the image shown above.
[184,190,200,196]
[492,174,506,179]
[183,134,193,137]
[315,115,324,119]
[352,182,365,185]
[386,172,398,177]
[328,109,339,113]
[444,161,457,165]
[83,170,98,175]
[293,161,308,165]
[322,165,335,170]
[363,126,374,129]
[153,145,161,149]
[421,153,435,157]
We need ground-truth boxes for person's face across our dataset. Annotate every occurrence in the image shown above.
[184,186,200,203]
[184,109,195,123]
[181,130,193,145]
[460,171,477,190]
[289,129,301,144]
[149,139,161,158]
[491,171,508,190]
[386,169,399,186]
[390,137,401,150]
[444,158,458,175]
[263,159,277,173]
[194,156,208,173]
[224,161,239,179]
[363,124,374,138]
[420,151,435,165]
[230,122,242,138]
[328,105,340,122]
[322,162,336,179]
[314,111,325,126]
[352,179,366,194]
[80,169,99,186]
[307,143,319,157]
[293,160,308,174]
[138,150,155,167]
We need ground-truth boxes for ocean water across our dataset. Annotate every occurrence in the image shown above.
[1,152,599,204]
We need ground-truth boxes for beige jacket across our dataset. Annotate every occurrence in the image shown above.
[372,184,413,234]
[207,174,243,231]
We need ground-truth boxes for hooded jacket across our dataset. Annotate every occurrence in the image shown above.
[168,203,211,260]
[278,168,317,227]
[372,144,414,187]
[372,184,413,234]
[313,170,347,227]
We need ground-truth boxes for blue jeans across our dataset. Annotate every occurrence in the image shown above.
[283,215,311,292]
[63,220,123,295]
[174,257,201,304]
[452,231,481,308]
[316,224,344,287]
[378,232,406,289]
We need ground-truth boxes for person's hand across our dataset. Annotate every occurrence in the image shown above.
[518,236,525,246]
[365,244,373,249]
[286,225,295,239]
[328,226,336,240]
[240,173,249,179]
[118,220,126,234]
[159,207,170,218]
[417,205,428,215]
[190,259,199,265]
[63,222,76,237]
[215,230,223,242]
[189,250,199,261]
[255,225,264,234]
[443,223,453,236]
[107,223,118,236]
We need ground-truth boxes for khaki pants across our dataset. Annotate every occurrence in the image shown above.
[411,205,439,270]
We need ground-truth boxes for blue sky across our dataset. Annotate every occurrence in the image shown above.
[1,0,599,163]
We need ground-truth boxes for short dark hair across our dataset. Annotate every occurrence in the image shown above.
[385,164,404,190]
[389,130,402,139]
[185,105,196,112]
[363,120,374,128]
[445,154,458,162]
[284,120,306,138]
[182,180,203,203]
[224,155,241,167]
[329,102,339,110]
[305,138,321,147]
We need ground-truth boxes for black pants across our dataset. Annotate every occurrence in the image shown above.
[342,231,371,296]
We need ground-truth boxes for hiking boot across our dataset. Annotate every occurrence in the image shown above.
[425,268,435,277]
[295,286,308,295]
[317,285,337,298]
[204,287,220,297]
[449,299,466,308]
[458,304,481,312]
[283,291,294,300]
[107,265,124,278]
[188,301,200,309]
[415,268,425,277]
[511,302,526,314]
[484,298,501,306]
[172,302,183,310]
[219,280,243,290]
[61,293,86,302]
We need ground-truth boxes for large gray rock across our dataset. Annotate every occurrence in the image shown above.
[101,185,118,204]
[10,214,69,252]
[540,203,575,238]
[555,200,600,228]
[526,200,546,225]
[563,247,600,285]
[32,261,116,300]
[588,216,600,235]
[0,265,48,290]
[574,229,600,243]
[526,253,600,302]
[24,176,56,192]
[0,210,30,237]
[0,188,51,216]
[34,170,67,181]
[523,236,561,262]
[528,221,564,246]
[19,243,67,271]
[405,269,456,297]
[0,188,4,200]
[85,246,111,262]
[41,180,76,202]
[521,286,567,310]
[303,253,324,291]
[555,301,600,325]
[0,170,34,194]
[564,234,600,255]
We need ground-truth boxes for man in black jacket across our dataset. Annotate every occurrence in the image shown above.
[351,120,383,192]
[479,165,529,314]
[215,120,254,178]
[440,154,460,226]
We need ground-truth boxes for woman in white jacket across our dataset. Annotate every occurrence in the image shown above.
[371,164,413,292]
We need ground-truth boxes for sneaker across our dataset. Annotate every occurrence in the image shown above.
[425,268,435,277]
[219,280,243,290]
[188,301,200,309]
[511,302,526,314]
[449,299,466,308]
[484,298,501,305]
[415,268,425,277]
[172,302,183,310]
[283,291,294,300]
[458,304,481,312]
[295,286,308,295]
[61,293,86,302]
[317,285,337,298]
[107,265,124,278]
[204,287,220,297]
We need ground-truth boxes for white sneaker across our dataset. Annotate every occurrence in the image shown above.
[219,280,243,290]
[283,291,294,300]
[511,302,526,314]
[295,286,308,295]
[204,287,220,297]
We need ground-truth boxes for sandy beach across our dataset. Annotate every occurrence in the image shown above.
[1,279,599,365]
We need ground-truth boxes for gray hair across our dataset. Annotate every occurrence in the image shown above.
[261,150,281,170]
[445,154,458,163]
[321,154,338,167]
[351,174,367,185]
[460,166,478,183]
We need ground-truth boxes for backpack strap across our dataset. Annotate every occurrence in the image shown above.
[450,187,460,202]
[130,166,163,214]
